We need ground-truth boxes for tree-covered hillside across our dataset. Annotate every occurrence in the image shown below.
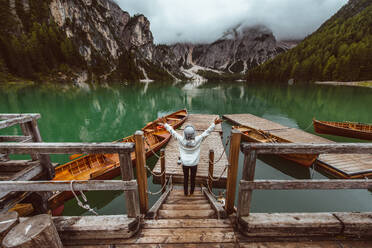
[247,0,372,83]
[0,0,85,82]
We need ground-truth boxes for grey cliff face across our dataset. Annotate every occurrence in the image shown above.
[192,25,288,73]
[49,0,154,66]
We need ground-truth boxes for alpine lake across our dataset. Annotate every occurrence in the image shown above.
[0,81,371,216]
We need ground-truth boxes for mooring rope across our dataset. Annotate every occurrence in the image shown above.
[303,121,314,131]
[145,164,166,177]
[147,176,173,195]
[144,136,163,160]
[209,135,231,165]
[70,180,98,216]
[208,164,229,182]
[310,162,316,179]
[206,179,225,199]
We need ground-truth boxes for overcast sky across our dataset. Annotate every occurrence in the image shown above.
[116,0,348,44]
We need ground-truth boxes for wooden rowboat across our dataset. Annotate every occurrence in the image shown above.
[313,119,372,140]
[48,109,188,211]
[233,125,318,167]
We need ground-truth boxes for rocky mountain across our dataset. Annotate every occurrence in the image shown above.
[0,0,292,84]
[246,0,372,83]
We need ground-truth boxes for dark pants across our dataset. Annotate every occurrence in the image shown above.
[182,165,198,195]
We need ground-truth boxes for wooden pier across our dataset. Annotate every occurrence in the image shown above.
[153,114,228,188]
[223,113,372,179]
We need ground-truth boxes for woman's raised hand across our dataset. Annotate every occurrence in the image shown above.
[214,117,223,125]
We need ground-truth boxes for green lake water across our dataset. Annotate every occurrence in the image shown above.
[0,81,372,215]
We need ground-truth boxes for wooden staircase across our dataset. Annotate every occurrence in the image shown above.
[158,188,216,219]
[125,187,236,245]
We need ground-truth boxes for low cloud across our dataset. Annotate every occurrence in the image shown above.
[116,0,347,44]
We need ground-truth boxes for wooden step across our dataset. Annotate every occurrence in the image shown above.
[167,196,206,201]
[170,190,203,196]
[165,198,209,204]
[158,209,216,219]
[143,219,232,229]
[121,227,236,244]
[161,204,212,210]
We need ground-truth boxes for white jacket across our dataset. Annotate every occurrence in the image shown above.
[164,122,216,166]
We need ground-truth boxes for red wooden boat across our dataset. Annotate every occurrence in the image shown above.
[313,119,372,140]
[49,109,188,212]
[234,125,318,167]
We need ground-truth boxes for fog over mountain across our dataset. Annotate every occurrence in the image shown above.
[116,0,347,44]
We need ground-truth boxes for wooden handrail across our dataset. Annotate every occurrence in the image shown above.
[240,179,372,190]
[240,142,372,154]
[0,113,41,120]
[0,116,37,129]
[237,142,372,218]
[0,142,135,154]
[0,180,138,192]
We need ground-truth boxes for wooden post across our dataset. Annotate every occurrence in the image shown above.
[0,212,19,244]
[208,149,214,190]
[225,129,241,215]
[119,152,140,218]
[134,131,148,214]
[237,150,256,217]
[21,119,54,179]
[2,214,63,248]
[160,149,166,193]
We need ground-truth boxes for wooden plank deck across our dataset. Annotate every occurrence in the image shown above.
[58,188,372,247]
[153,114,228,188]
[223,113,372,179]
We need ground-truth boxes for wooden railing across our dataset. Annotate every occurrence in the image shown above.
[0,142,140,218]
[237,142,372,218]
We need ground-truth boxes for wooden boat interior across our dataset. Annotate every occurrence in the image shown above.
[235,126,291,143]
[53,109,187,181]
[319,120,372,133]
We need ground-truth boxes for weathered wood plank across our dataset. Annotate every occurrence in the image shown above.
[238,150,257,217]
[52,215,139,241]
[334,212,372,236]
[169,190,203,196]
[0,136,32,142]
[241,143,372,154]
[0,164,44,200]
[202,187,226,219]
[158,209,215,219]
[0,114,40,120]
[240,179,372,190]
[143,219,232,229]
[0,142,135,154]
[0,160,38,172]
[146,185,172,219]
[3,214,63,248]
[238,241,372,248]
[239,213,342,237]
[225,129,241,215]
[0,116,34,129]
[161,204,212,210]
[119,152,139,218]
[0,180,138,192]
[134,131,148,214]
[165,198,209,204]
[122,227,236,243]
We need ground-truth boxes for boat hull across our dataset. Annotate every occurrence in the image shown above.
[313,119,372,140]
[237,127,317,168]
[49,109,187,213]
